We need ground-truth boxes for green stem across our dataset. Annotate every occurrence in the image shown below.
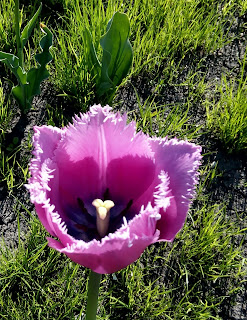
[85,270,102,320]
[14,0,23,68]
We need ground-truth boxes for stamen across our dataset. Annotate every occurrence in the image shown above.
[92,199,115,238]
[92,199,104,208]
[98,207,107,220]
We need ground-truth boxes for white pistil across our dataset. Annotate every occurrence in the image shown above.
[92,199,115,238]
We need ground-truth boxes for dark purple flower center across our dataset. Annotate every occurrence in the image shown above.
[66,189,133,242]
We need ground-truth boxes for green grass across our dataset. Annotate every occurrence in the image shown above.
[238,0,247,14]
[0,0,246,319]
[50,0,238,109]
[0,82,12,139]
[0,0,15,51]
[0,82,19,190]
[205,53,247,153]
[132,95,201,141]
[0,84,31,190]
[0,213,88,320]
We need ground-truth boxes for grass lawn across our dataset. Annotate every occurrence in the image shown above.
[0,0,246,319]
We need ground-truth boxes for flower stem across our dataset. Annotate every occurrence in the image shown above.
[85,270,102,320]
[14,0,23,68]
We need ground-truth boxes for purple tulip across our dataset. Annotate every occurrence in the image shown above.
[26,105,201,274]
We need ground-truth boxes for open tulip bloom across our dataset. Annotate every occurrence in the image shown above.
[27,105,201,319]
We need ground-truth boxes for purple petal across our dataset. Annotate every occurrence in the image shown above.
[150,138,202,241]
[47,204,161,274]
[106,155,155,206]
[27,126,64,236]
[53,154,100,211]
[57,105,154,197]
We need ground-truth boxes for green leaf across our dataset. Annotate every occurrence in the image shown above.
[35,24,53,66]
[0,52,28,111]
[0,51,19,68]
[25,24,53,105]
[20,4,42,49]
[0,51,26,84]
[83,28,101,80]
[12,84,30,109]
[0,24,52,112]
[97,12,133,97]
[26,67,49,99]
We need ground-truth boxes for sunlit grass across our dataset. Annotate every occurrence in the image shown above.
[0,82,13,139]
[205,53,247,153]
[51,0,238,107]
[0,211,88,320]
[0,82,21,191]
[0,0,15,51]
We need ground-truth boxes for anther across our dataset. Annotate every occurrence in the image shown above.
[92,199,115,237]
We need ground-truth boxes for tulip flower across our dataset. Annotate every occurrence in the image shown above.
[27,105,201,275]
[27,105,202,319]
